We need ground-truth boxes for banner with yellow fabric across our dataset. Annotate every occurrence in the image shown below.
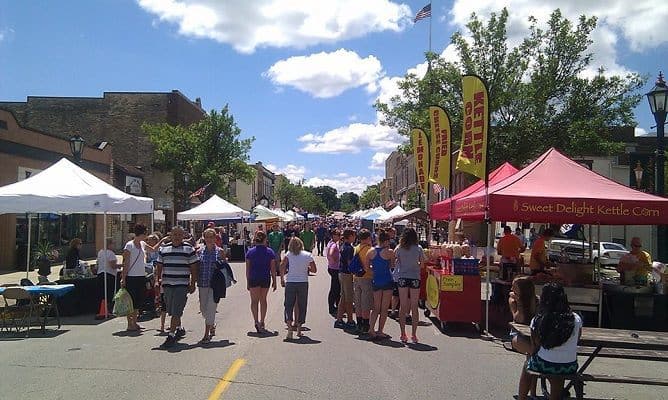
[456,75,488,180]
[428,105,451,189]
[411,128,429,194]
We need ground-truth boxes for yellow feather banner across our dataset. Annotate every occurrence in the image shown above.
[411,128,429,194]
[456,75,489,180]
[428,105,451,189]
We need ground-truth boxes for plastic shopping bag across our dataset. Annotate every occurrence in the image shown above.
[113,288,134,317]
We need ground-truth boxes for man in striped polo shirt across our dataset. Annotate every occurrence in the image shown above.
[156,226,199,349]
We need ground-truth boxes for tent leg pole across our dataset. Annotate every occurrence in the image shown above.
[104,212,108,318]
[26,214,32,280]
[485,220,491,336]
[150,210,154,233]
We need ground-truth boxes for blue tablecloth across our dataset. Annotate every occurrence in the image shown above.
[0,284,75,297]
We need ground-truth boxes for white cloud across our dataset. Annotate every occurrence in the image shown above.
[264,49,384,98]
[137,0,412,53]
[634,127,648,136]
[305,174,383,195]
[265,164,306,183]
[298,123,403,154]
[369,152,389,170]
[448,1,667,76]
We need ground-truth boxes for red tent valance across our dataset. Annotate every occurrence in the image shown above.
[430,162,518,221]
[453,148,668,225]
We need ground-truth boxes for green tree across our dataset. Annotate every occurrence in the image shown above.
[375,8,645,168]
[339,192,360,213]
[144,105,255,210]
[359,184,381,209]
[294,186,327,214]
[406,190,422,210]
[274,175,298,209]
[311,186,340,211]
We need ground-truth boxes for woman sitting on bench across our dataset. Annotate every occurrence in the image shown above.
[509,277,538,396]
[518,282,582,400]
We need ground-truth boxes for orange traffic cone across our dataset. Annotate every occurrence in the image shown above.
[95,300,108,320]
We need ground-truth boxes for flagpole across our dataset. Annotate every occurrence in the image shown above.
[428,2,432,53]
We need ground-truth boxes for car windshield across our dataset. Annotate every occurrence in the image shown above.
[603,243,626,251]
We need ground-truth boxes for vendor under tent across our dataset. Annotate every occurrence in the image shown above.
[449,148,668,331]
[430,162,518,221]
[176,194,250,221]
[0,158,153,318]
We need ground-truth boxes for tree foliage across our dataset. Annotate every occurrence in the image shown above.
[273,176,328,214]
[375,8,645,168]
[144,105,255,209]
[339,192,360,213]
[311,186,340,211]
[359,184,381,209]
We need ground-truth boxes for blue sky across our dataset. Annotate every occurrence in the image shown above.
[1,0,667,194]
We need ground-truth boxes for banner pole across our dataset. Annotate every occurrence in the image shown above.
[103,212,108,318]
[26,213,32,280]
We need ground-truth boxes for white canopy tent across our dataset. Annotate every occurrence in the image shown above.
[176,194,250,221]
[286,210,305,220]
[271,208,294,222]
[0,158,154,317]
[253,205,284,221]
[377,205,406,223]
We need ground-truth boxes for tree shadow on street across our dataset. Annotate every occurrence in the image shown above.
[0,329,68,340]
[112,329,143,337]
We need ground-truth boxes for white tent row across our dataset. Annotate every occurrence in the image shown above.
[286,210,305,220]
[376,205,406,223]
[270,208,294,222]
[0,158,154,318]
[177,194,250,221]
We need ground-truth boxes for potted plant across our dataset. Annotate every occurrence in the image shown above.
[32,241,58,279]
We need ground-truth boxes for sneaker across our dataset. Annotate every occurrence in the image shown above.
[160,335,177,349]
[334,320,346,329]
[345,321,358,330]
[175,327,186,339]
[286,327,294,340]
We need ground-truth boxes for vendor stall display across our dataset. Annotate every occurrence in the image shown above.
[424,258,481,330]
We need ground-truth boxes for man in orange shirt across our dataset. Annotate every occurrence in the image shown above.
[497,226,524,280]
[529,228,555,274]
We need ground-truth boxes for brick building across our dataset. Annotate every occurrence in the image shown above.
[0,109,114,269]
[230,162,276,211]
[0,90,205,226]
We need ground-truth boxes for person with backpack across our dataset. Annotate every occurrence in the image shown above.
[351,229,373,335]
[365,231,395,340]
[518,283,582,400]
[334,229,357,329]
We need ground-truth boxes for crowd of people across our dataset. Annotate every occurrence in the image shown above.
[91,217,430,349]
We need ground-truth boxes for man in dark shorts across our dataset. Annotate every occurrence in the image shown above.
[155,226,199,349]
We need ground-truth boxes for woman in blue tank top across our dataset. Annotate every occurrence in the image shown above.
[365,230,395,340]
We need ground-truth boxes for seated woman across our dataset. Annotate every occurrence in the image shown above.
[509,276,538,396]
[64,238,82,273]
[518,282,582,400]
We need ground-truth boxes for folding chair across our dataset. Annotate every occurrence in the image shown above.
[1,287,44,336]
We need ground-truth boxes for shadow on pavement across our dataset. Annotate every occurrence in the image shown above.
[372,338,405,348]
[247,330,279,338]
[283,335,321,345]
[150,339,236,352]
[112,329,143,337]
[0,329,69,340]
[406,342,438,351]
[59,314,110,326]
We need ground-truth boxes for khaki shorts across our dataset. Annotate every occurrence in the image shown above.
[353,278,373,313]
[339,273,354,303]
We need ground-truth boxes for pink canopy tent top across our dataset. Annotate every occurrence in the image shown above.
[430,162,518,221]
[453,148,668,225]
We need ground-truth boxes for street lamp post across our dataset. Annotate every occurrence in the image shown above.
[69,135,85,164]
[647,72,668,262]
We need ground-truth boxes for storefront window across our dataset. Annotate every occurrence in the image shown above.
[15,213,96,267]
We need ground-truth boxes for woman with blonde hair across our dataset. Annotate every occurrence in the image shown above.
[280,237,316,339]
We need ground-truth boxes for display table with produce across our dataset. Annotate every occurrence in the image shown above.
[424,258,481,330]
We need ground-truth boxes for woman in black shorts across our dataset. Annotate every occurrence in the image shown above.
[245,231,277,333]
[394,228,426,343]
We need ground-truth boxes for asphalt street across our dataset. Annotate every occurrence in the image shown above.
[0,255,666,400]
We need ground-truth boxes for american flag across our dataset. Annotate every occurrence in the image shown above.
[189,182,210,198]
[414,3,431,23]
[433,182,443,194]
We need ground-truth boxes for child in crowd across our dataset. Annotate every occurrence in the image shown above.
[518,283,582,400]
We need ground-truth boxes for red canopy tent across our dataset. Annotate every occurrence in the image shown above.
[453,148,668,225]
[430,162,518,221]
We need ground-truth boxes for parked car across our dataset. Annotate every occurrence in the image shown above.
[592,242,629,268]
[547,239,628,267]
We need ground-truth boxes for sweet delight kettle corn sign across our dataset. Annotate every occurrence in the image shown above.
[456,75,488,180]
